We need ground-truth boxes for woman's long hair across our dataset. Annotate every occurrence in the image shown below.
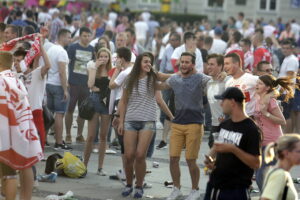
[125,52,157,97]
[259,75,294,102]
[95,48,112,77]
[265,134,300,164]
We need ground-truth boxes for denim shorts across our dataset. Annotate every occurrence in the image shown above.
[124,121,156,132]
[292,89,300,112]
[46,84,68,113]
[90,92,109,115]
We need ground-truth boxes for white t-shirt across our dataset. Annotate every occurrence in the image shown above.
[24,67,46,111]
[134,21,149,40]
[207,77,230,126]
[46,44,69,86]
[279,54,299,80]
[108,12,118,28]
[115,66,133,100]
[171,44,204,73]
[225,73,258,116]
[210,38,227,54]
[263,25,276,38]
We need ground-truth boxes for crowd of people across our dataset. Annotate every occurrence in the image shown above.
[0,1,300,200]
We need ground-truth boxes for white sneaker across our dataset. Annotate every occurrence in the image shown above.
[166,187,182,200]
[185,189,200,200]
[92,148,99,153]
[105,149,117,154]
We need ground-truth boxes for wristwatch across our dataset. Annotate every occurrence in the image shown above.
[266,112,271,118]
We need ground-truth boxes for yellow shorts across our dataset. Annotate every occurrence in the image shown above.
[169,123,203,160]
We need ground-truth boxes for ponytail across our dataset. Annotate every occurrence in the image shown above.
[264,142,277,164]
[275,77,294,102]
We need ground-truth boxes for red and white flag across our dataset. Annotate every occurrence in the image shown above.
[0,70,43,170]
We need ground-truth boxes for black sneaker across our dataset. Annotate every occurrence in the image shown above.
[54,142,72,151]
[156,141,167,149]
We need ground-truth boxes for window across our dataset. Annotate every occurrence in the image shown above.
[236,0,246,5]
[208,0,224,8]
[260,0,277,11]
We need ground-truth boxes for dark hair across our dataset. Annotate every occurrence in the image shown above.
[180,52,196,65]
[104,30,113,40]
[58,28,71,39]
[116,47,131,62]
[169,32,181,41]
[204,36,213,46]
[20,41,31,50]
[22,25,35,35]
[241,38,251,47]
[0,22,6,32]
[6,24,19,35]
[207,54,224,67]
[259,75,294,102]
[232,31,242,43]
[183,31,196,43]
[64,15,72,25]
[13,48,27,58]
[238,12,244,18]
[97,36,110,50]
[16,10,22,17]
[225,53,241,65]
[257,61,271,72]
[255,28,264,35]
[26,10,33,18]
[125,28,135,36]
[79,27,91,36]
[125,52,156,96]
[281,39,293,48]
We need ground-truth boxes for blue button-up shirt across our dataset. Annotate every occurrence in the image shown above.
[159,45,174,73]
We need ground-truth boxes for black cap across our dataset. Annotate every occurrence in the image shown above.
[214,87,245,103]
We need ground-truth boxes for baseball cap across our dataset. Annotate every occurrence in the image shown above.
[214,27,223,35]
[214,87,245,103]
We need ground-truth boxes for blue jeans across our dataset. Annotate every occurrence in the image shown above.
[255,146,277,191]
[46,84,67,113]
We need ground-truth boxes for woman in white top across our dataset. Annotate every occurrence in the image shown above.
[261,134,300,200]
[118,52,173,198]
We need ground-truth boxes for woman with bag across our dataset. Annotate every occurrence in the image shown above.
[83,48,111,176]
[117,52,173,198]
[260,134,300,200]
[254,75,294,190]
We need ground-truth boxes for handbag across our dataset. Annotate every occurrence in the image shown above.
[261,168,289,200]
[43,105,54,131]
[79,96,95,120]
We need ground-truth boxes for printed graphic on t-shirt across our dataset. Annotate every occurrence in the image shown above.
[218,128,243,146]
[73,50,93,75]
[234,84,250,102]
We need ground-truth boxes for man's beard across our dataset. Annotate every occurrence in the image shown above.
[181,67,193,75]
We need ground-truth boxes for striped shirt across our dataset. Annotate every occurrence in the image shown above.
[125,76,157,122]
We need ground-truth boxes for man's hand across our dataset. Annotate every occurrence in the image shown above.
[204,155,215,170]
[118,121,124,135]
[112,116,119,129]
[216,71,227,81]
[214,143,236,153]
[62,90,69,102]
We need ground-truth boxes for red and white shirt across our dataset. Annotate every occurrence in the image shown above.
[244,50,254,72]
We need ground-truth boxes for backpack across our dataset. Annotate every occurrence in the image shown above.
[45,153,63,174]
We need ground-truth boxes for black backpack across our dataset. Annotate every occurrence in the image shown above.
[45,153,63,174]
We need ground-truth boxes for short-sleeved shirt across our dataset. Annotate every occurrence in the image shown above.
[209,118,261,189]
[67,43,94,86]
[262,168,298,200]
[166,73,210,125]
[254,98,283,146]
[114,66,133,100]
[225,73,258,116]
[125,76,157,122]
[47,44,69,86]
[279,54,299,80]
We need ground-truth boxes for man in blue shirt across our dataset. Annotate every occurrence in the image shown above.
[65,27,94,144]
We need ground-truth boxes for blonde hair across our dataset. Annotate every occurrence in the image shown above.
[265,134,300,164]
[96,47,112,73]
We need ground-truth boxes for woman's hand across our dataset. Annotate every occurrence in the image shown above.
[95,59,104,68]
